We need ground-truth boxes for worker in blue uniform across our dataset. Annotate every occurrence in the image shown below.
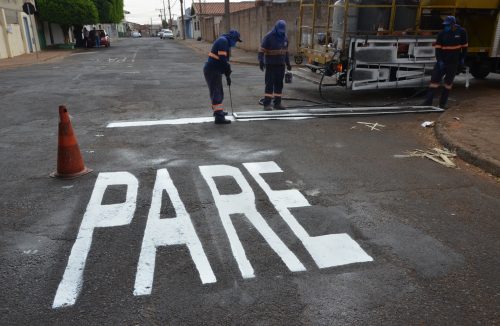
[204,29,242,124]
[423,16,468,109]
[259,20,292,111]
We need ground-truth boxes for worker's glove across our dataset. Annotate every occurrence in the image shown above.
[224,68,232,77]
[286,64,292,71]
[437,60,445,72]
[259,61,265,72]
[226,75,231,86]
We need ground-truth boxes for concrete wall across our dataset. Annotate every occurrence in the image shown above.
[219,2,301,55]
[0,24,7,58]
[7,22,23,56]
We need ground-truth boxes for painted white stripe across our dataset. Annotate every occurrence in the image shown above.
[244,162,373,268]
[199,165,306,278]
[106,116,313,128]
[134,169,216,296]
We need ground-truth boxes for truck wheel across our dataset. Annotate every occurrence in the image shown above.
[294,55,303,65]
[470,62,490,79]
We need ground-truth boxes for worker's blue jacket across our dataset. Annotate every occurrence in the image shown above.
[258,20,291,66]
[434,25,468,64]
[205,35,231,74]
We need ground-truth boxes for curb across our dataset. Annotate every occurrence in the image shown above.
[434,121,500,177]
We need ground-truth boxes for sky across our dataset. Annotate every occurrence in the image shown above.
[124,0,244,25]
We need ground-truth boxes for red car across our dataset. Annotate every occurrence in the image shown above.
[87,30,110,48]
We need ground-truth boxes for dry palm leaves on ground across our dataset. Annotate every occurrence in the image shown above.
[395,147,457,168]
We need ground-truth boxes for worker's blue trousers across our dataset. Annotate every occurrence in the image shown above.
[203,65,224,113]
[263,64,285,106]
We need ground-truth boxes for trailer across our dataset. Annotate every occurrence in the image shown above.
[295,0,500,91]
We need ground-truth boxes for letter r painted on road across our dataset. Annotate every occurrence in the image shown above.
[199,165,306,279]
[134,169,216,296]
[243,162,373,269]
[52,172,139,309]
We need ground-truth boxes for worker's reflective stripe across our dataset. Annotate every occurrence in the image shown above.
[441,45,463,50]
[217,51,228,56]
[264,93,273,97]
[444,83,453,90]
[208,52,220,60]
[434,44,467,50]
[212,104,224,111]
[429,83,440,88]
[260,48,288,56]
[273,93,282,97]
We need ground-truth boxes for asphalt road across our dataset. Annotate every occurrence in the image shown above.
[1,38,499,325]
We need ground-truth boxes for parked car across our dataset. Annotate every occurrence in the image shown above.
[162,30,174,39]
[87,30,110,48]
[131,31,142,38]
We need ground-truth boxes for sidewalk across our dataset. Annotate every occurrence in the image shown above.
[182,39,258,65]
[435,85,500,178]
[0,50,75,70]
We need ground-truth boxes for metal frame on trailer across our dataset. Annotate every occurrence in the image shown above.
[295,0,500,90]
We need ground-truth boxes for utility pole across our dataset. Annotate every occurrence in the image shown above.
[156,8,166,26]
[224,0,230,33]
[167,0,173,29]
[180,0,185,39]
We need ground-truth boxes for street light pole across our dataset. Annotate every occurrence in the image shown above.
[180,0,185,39]
[224,0,230,33]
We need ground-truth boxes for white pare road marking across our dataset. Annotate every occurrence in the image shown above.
[243,162,373,268]
[199,165,306,278]
[134,169,216,296]
[53,162,373,309]
[52,172,139,309]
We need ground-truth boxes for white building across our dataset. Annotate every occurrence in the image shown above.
[0,0,40,59]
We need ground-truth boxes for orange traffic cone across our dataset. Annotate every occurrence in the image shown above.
[50,105,93,179]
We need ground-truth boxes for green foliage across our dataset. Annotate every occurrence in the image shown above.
[162,20,168,28]
[37,0,99,26]
[93,0,124,23]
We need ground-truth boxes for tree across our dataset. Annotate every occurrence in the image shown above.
[37,0,98,43]
[93,0,124,24]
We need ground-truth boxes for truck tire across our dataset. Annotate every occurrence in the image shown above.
[470,62,490,79]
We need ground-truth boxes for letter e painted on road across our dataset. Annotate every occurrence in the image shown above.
[244,162,373,269]
[199,165,306,279]
[134,169,216,296]
[52,172,139,309]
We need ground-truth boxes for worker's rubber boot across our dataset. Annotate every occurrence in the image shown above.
[439,88,450,109]
[214,111,231,124]
[422,88,436,106]
[263,104,273,111]
[274,103,286,110]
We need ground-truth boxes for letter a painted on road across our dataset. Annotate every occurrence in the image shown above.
[244,162,373,269]
[199,165,306,279]
[53,172,139,308]
[134,169,216,296]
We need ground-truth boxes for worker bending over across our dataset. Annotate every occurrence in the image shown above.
[259,20,292,111]
[204,29,242,124]
[423,16,468,109]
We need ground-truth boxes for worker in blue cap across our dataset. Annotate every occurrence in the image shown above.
[204,29,242,124]
[423,16,468,109]
[258,20,292,111]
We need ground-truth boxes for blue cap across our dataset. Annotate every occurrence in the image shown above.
[229,29,242,42]
[443,16,456,25]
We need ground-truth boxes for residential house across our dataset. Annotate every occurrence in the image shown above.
[0,0,40,59]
